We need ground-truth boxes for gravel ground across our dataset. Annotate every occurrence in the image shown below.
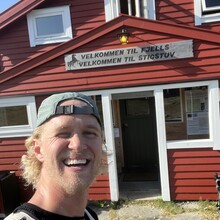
[89,200,220,220]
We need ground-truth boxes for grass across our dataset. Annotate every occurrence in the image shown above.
[92,198,220,220]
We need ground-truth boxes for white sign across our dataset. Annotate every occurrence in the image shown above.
[65,40,193,70]
[186,112,209,135]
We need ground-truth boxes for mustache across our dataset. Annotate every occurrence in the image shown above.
[62,149,92,158]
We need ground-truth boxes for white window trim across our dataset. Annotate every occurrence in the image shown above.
[163,81,220,149]
[27,6,73,47]
[0,96,37,138]
[201,0,220,12]
[104,0,156,22]
[84,80,220,151]
[80,80,220,202]
[194,0,220,26]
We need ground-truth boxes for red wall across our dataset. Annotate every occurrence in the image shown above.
[168,148,220,200]
[0,0,105,72]
[1,34,220,97]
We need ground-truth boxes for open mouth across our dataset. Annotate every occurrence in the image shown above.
[63,159,90,167]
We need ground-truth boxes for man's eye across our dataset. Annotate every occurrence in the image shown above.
[58,132,71,138]
[84,131,99,138]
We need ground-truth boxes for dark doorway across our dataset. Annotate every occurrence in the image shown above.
[120,97,159,182]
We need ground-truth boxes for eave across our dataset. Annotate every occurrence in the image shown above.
[0,0,46,30]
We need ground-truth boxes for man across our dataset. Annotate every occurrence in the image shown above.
[5,92,103,220]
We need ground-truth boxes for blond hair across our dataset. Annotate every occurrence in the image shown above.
[21,126,43,189]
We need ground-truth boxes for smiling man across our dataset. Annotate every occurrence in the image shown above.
[5,92,103,220]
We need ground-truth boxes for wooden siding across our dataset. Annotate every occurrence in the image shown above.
[1,30,220,96]
[0,135,110,202]
[88,175,111,200]
[0,138,26,174]
[168,148,220,200]
[156,0,220,32]
[0,0,105,72]
[2,0,220,74]
[156,0,195,26]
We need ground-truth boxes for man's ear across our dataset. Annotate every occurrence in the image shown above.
[33,138,44,162]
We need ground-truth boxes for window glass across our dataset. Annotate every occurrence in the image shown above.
[165,86,209,141]
[185,87,208,137]
[0,96,37,138]
[104,0,155,21]
[194,0,220,25]
[202,0,220,12]
[120,0,136,16]
[36,15,64,36]
[164,89,182,122]
[0,106,28,126]
[27,6,72,47]
[119,0,149,17]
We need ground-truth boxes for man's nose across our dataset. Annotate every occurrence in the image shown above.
[68,134,85,151]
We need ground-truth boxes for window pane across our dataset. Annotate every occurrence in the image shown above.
[165,86,209,141]
[204,0,220,8]
[36,15,64,36]
[185,87,209,136]
[164,89,181,122]
[0,106,28,126]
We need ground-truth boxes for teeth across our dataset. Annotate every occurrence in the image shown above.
[64,159,87,166]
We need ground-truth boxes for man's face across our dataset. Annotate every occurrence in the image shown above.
[34,100,103,194]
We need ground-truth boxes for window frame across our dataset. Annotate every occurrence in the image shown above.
[194,0,220,26]
[104,0,156,22]
[0,96,37,138]
[201,0,220,12]
[27,6,73,47]
[163,80,220,150]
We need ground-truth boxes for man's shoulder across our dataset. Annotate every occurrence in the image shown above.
[85,207,99,220]
[4,211,35,220]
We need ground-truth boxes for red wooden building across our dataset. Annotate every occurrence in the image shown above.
[1,0,220,213]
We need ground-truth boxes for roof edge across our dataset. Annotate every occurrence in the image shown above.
[0,0,46,30]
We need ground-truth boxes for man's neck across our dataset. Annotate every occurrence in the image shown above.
[28,183,88,217]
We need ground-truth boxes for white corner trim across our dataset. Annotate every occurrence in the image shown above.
[209,81,220,150]
[194,0,202,25]
[154,89,170,201]
[101,93,119,201]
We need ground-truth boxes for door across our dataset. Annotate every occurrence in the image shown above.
[120,97,158,173]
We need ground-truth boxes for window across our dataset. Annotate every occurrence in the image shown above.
[104,0,156,22]
[164,89,182,122]
[165,86,209,141]
[0,96,37,138]
[194,0,220,25]
[161,81,220,150]
[201,0,220,12]
[27,6,73,47]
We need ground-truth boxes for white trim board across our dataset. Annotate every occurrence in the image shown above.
[81,80,220,201]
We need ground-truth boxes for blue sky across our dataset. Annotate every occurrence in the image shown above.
[0,0,20,13]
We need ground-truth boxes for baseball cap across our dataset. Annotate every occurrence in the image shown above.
[36,92,101,127]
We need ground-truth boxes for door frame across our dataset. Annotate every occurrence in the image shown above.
[82,80,219,201]
[83,86,170,201]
